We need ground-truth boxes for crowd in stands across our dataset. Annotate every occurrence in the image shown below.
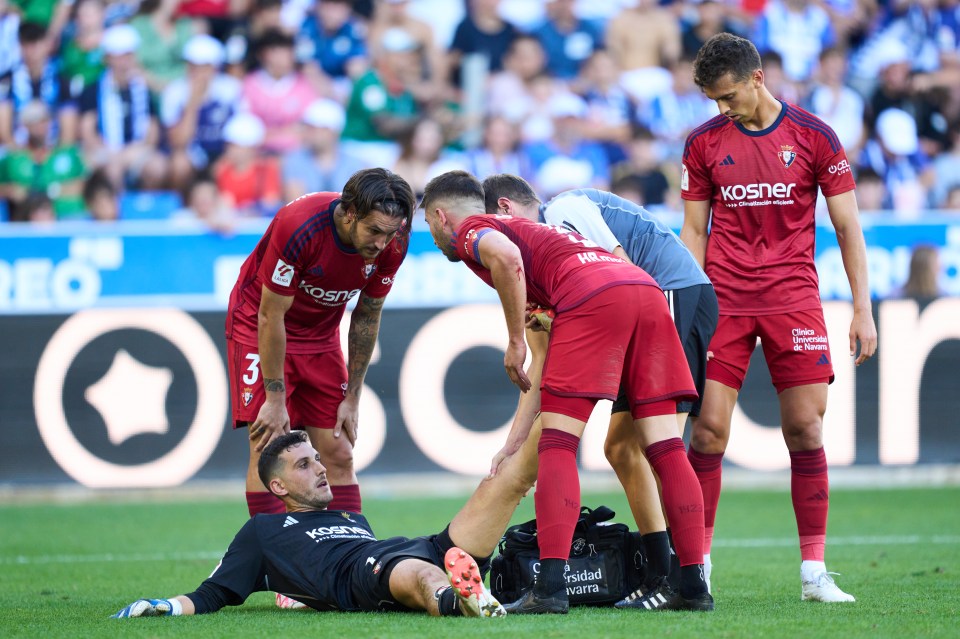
[0,0,959,229]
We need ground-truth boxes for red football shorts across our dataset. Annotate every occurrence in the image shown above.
[227,339,348,429]
[541,285,697,421]
[706,309,834,393]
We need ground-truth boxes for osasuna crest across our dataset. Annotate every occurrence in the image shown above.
[362,263,377,278]
[777,144,797,168]
[241,387,254,406]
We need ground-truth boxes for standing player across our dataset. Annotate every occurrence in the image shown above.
[226,168,415,520]
[482,174,717,607]
[680,33,877,602]
[421,170,712,613]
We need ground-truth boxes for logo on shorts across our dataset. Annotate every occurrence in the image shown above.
[372,561,383,575]
[777,145,797,169]
[272,259,295,286]
[242,387,254,406]
[792,327,828,352]
[816,354,830,366]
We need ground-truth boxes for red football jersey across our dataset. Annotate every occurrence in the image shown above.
[226,193,408,354]
[453,215,658,312]
[681,102,855,315]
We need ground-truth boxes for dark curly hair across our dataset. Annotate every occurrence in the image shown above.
[340,167,416,232]
[693,33,762,89]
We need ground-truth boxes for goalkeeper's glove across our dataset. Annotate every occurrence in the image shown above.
[112,598,182,618]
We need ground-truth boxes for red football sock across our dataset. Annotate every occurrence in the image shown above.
[328,484,362,513]
[688,446,724,554]
[790,448,829,561]
[535,428,582,560]
[246,491,285,517]
[646,438,704,567]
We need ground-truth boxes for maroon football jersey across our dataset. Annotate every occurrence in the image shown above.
[681,102,855,315]
[226,193,407,354]
[453,214,657,312]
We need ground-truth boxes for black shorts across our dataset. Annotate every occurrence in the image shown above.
[612,283,718,417]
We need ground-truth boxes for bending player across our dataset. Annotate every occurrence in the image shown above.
[225,168,415,522]
[422,170,712,613]
[482,174,717,607]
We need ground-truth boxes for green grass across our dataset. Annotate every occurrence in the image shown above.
[1,487,958,638]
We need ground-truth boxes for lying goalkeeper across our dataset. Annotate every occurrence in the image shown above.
[113,430,538,619]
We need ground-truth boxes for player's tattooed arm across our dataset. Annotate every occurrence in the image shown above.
[263,378,285,393]
[345,293,385,397]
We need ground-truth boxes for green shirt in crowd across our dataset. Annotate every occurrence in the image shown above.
[342,69,418,142]
[0,145,88,219]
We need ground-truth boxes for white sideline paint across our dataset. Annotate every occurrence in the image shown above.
[5,535,960,566]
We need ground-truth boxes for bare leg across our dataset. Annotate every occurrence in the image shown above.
[604,411,665,534]
[447,417,540,558]
[388,559,449,615]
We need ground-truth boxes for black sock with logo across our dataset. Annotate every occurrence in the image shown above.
[641,531,671,584]
[679,564,708,599]
[535,559,567,596]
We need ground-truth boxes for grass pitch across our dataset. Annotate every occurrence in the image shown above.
[1,486,957,638]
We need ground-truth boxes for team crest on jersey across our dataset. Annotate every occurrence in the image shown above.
[241,387,253,406]
[362,263,377,278]
[777,145,797,168]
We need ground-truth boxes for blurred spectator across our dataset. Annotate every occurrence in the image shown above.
[761,50,801,105]
[577,49,634,165]
[368,0,445,96]
[854,166,888,212]
[242,28,319,154]
[525,91,609,193]
[162,33,241,192]
[7,192,55,223]
[943,185,960,211]
[535,154,595,200]
[102,0,141,27]
[281,98,364,202]
[82,167,118,220]
[296,0,368,98]
[448,0,518,85]
[176,0,245,42]
[0,100,87,220]
[931,124,960,208]
[224,0,286,75]
[486,34,546,123]
[78,24,167,190]
[0,21,78,147]
[172,170,235,230]
[858,107,935,216]
[899,243,943,303]
[534,0,604,81]
[607,0,679,104]
[638,54,716,161]
[214,112,281,216]
[610,173,644,206]
[681,0,740,59]
[464,114,531,181]
[129,0,198,93]
[752,0,835,83]
[610,124,671,208]
[391,116,465,199]
[0,0,21,78]
[806,47,865,154]
[341,27,423,167]
[60,0,107,95]
[819,0,877,49]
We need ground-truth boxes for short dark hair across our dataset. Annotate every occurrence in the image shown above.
[256,27,295,53]
[18,21,47,43]
[257,430,309,492]
[340,167,416,232]
[480,174,540,215]
[420,170,485,217]
[693,32,762,89]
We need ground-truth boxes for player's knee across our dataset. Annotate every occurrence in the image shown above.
[604,436,639,470]
[690,416,728,452]
[317,441,355,474]
[782,416,823,449]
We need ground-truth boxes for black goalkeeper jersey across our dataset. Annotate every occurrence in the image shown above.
[199,510,415,611]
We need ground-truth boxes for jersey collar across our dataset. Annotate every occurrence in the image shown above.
[735,100,787,138]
